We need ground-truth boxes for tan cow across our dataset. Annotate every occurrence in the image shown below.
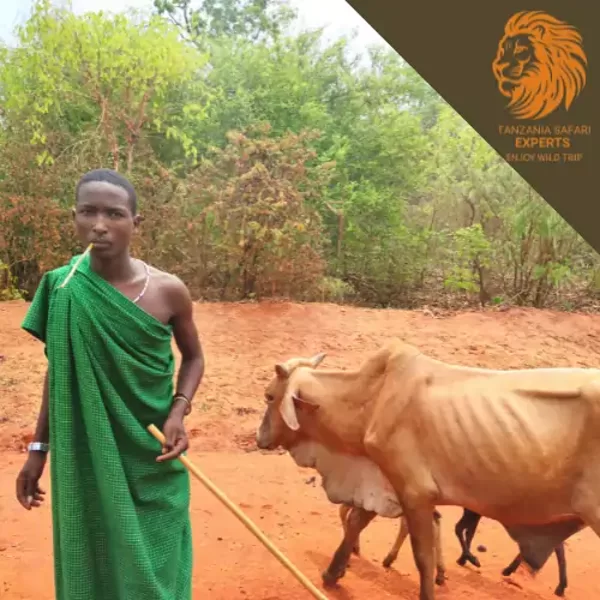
[256,342,595,600]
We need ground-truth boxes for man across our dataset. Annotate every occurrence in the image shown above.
[15,168,205,600]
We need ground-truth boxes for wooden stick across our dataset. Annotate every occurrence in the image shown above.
[147,424,329,600]
[59,243,94,288]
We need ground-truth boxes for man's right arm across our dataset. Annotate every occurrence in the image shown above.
[16,369,49,510]
[17,270,55,510]
[32,370,50,444]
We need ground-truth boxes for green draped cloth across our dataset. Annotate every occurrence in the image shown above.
[21,254,192,600]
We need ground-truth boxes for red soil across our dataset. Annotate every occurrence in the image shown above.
[1,300,599,599]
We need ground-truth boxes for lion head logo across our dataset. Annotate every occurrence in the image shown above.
[492,11,587,120]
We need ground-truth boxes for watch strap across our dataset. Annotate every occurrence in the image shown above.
[28,442,50,453]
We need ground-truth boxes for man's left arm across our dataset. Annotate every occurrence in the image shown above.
[157,277,205,462]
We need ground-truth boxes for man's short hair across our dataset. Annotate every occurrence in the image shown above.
[76,169,138,215]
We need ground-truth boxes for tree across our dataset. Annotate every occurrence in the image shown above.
[1,1,597,310]
[153,0,295,48]
[0,0,208,194]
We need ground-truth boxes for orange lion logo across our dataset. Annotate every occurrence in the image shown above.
[492,11,587,120]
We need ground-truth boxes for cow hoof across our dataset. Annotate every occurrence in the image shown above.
[467,554,481,568]
[435,572,447,586]
[457,553,480,568]
[554,586,566,597]
[502,566,515,577]
[322,569,344,587]
[382,555,395,569]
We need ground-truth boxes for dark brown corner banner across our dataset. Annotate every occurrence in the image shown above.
[345,1,598,253]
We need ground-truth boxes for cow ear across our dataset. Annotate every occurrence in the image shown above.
[279,387,300,431]
[292,392,320,412]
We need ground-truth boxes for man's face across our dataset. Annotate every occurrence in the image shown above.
[73,181,140,258]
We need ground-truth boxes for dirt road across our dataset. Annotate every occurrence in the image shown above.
[1,299,599,599]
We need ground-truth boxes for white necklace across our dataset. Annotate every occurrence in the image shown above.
[133,262,151,304]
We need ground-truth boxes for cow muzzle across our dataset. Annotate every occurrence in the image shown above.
[256,437,276,450]
[256,422,276,450]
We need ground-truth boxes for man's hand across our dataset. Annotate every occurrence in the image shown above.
[16,453,47,510]
[156,410,189,462]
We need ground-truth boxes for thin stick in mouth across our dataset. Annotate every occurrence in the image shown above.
[59,243,94,288]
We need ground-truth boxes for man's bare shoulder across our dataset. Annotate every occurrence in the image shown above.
[147,265,190,297]
[142,265,191,319]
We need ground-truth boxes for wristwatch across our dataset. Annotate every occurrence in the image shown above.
[28,442,50,453]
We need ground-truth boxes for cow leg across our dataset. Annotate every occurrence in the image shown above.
[382,515,409,568]
[383,512,446,587]
[339,504,360,555]
[502,553,523,577]
[503,544,567,597]
[405,507,437,600]
[554,544,567,597]
[433,511,447,586]
[455,509,482,568]
[322,507,376,587]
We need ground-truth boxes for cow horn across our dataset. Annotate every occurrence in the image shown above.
[309,352,327,368]
[275,363,290,379]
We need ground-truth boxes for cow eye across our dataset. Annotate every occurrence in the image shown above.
[265,394,274,403]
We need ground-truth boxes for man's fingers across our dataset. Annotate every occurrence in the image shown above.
[157,436,176,461]
[25,477,37,509]
[157,449,179,462]
[162,431,175,455]
[157,437,188,462]
[157,445,182,462]
[19,477,35,510]
[165,426,178,446]
[16,475,30,509]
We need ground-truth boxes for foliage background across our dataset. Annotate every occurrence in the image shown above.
[1,0,598,309]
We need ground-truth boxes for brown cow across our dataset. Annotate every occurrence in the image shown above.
[325,505,446,587]
[256,342,594,600]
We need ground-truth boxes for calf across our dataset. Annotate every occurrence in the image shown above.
[455,509,569,597]
[322,505,446,587]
